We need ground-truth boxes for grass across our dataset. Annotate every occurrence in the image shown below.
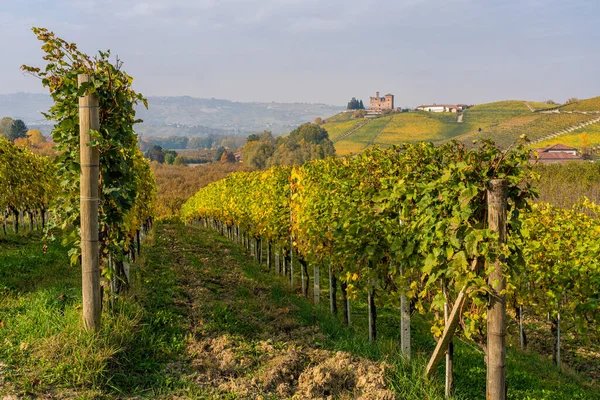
[295,261,599,399]
[323,111,355,123]
[321,118,365,141]
[533,122,600,150]
[455,113,598,149]
[374,113,465,146]
[466,100,532,112]
[528,101,562,111]
[561,96,600,112]
[2,223,599,398]
[0,229,202,398]
[335,116,392,155]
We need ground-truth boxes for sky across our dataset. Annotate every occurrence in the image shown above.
[1,0,599,107]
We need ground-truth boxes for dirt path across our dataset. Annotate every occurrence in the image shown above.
[157,223,396,399]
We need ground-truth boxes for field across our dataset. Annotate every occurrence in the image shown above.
[334,116,392,155]
[455,113,597,148]
[326,97,600,154]
[2,224,599,399]
[528,101,561,111]
[152,161,247,218]
[560,96,600,112]
[533,122,600,150]
[321,118,365,141]
[374,112,464,146]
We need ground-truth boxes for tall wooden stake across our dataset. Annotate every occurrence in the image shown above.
[313,263,320,304]
[425,287,466,378]
[443,281,454,398]
[329,264,337,314]
[486,179,508,400]
[400,263,411,360]
[79,74,101,331]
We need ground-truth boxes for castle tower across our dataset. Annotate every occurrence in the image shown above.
[369,91,394,111]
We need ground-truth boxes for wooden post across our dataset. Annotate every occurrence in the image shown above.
[267,240,272,271]
[79,74,101,331]
[486,179,508,400]
[313,263,320,304]
[329,264,337,314]
[519,306,525,350]
[289,235,294,287]
[400,264,411,360]
[341,281,350,326]
[425,288,466,379]
[368,287,377,342]
[443,281,453,398]
[301,254,306,294]
[557,310,561,369]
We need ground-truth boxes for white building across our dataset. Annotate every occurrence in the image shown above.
[417,104,464,113]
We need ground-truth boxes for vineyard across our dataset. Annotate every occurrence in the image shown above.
[0,138,55,233]
[560,96,600,112]
[334,116,392,155]
[182,139,600,398]
[533,123,600,150]
[325,98,600,156]
[456,113,597,148]
[2,26,600,400]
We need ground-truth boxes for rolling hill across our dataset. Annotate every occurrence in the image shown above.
[324,97,600,155]
[0,93,344,136]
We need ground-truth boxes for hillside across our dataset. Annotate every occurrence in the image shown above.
[324,97,600,154]
[0,93,344,136]
[560,96,600,112]
[533,123,600,150]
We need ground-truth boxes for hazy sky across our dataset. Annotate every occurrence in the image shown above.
[1,0,599,106]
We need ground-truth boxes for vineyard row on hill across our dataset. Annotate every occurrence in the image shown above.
[0,138,54,232]
[182,139,600,393]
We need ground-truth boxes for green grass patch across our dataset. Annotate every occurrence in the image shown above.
[533,122,600,150]
[335,117,391,155]
[528,101,561,111]
[374,112,466,146]
[322,118,365,141]
[561,96,600,112]
[3,224,599,399]
[0,229,202,398]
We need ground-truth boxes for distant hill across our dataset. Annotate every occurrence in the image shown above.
[324,97,600,155]
[0,93,344,137]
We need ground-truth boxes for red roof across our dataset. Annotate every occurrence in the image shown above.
[540,143,578,152]
[535,152,581,160]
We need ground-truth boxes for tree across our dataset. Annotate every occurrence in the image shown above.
[173,156,187,166]
[7,119,28,142]
[243,137,275,169]
[0,117,14,137]
[165,152,177,165]
[566,97,580,104]
[2,119,27,142]
[347,97,359,110]
[146,145,166,163]
[314,117,323,125]
[26,129,46,146]
[213,146,227,162]
[359,100,365,109]
[544,100,558,105]
[220,150,236,163]
[247,133,260,142]
[353,110,366,119]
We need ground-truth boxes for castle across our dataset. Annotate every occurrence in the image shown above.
[369,92,394,111]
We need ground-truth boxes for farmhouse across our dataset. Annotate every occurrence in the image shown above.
[532,144,582,164]
[417,104,465,113]
[370,92,394,111]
